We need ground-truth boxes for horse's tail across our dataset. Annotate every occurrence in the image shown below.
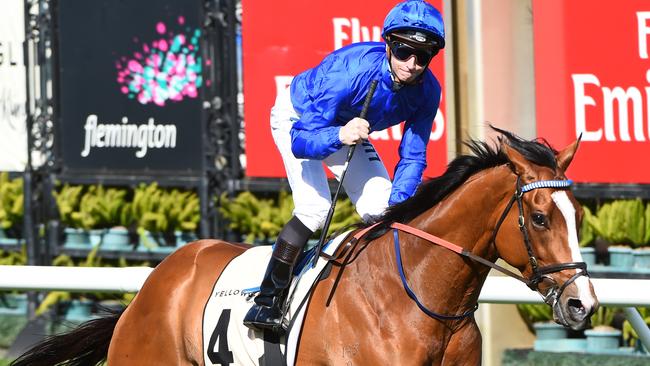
[10,307,124,366]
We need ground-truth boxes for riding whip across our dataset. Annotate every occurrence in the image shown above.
[312,79,379,268]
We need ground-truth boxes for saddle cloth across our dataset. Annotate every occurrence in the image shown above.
[202,232,350,366]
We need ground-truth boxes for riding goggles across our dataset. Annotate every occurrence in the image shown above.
[388,40,438,67]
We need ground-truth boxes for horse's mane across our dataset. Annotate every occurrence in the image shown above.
[365,126,558,240]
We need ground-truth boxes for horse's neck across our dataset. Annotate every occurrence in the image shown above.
[348,166,514,326]
[416,165,515,261]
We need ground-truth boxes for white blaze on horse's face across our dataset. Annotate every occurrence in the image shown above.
[551,191,597,311]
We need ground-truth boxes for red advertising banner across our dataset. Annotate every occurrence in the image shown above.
[242,0,447,178]
[534,0,650,183]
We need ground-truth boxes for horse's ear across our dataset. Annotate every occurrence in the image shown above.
[556,136,581,172]
[501,140,531,176]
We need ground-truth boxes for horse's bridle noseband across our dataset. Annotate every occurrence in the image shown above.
[489,176,589,305]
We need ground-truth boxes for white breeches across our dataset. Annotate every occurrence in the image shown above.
[270,87,392,232]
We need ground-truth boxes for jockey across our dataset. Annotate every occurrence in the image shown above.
[243,0,445,333]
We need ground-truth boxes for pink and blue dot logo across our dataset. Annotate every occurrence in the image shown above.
[116,16,204,106]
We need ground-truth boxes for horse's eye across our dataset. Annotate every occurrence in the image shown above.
[531,212,548,228]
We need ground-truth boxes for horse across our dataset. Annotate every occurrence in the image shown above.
[11,128,598,366]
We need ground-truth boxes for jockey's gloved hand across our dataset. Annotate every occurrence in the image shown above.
[339,117,370,145]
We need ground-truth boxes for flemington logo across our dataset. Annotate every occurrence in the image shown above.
[115,16,203,106]
[80,16,203,158]
[81,115,176,158]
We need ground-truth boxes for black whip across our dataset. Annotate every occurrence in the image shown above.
[312,79,379,268]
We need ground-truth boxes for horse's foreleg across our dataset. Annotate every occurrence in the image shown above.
[441,321,482,366]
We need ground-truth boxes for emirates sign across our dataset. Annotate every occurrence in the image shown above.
[534,0,650,183]
[241,0,447,178]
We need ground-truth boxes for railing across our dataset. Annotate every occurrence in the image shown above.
[3,266,649,305]
[1,265,649,350]
[0,265,152,292]
[480,276,650,306]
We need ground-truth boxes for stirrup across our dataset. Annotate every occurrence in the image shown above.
[244,316,288,335]
[243,303,288,334]
[256,320,288,335]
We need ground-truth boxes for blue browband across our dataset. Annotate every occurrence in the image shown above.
[521,179,573,193]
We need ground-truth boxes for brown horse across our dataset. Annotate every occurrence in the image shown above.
[11,129,598,366]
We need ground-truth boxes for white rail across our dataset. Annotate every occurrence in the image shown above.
[0,265,153,293]
[1,265,650,306]
[480,276,650,307]
[2,265,650,349]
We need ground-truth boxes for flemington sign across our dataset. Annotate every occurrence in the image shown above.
[534,0,650,184]
[56,0,204,175]
[241,0,447,179]
[80,115,178,159]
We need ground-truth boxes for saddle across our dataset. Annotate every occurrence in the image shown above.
[201,230,355,366]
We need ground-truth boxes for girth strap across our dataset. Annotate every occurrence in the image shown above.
[319,223,379,262]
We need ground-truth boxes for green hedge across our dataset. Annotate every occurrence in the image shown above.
[0,315,27,348]
[219,191,361,244]
[502,349,648,366]
[55,182,200,234]
[582,199,650,248]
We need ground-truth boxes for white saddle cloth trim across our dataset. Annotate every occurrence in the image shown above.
[202,232,350,366]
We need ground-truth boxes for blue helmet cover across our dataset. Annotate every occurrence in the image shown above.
[382,0,445,49]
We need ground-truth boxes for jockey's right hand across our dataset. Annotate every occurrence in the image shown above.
[339,117,370,145]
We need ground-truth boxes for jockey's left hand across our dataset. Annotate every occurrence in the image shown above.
[339,117,370,145]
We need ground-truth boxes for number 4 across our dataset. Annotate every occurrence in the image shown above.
[207,309,234,365]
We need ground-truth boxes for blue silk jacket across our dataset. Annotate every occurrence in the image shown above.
[289,42,441,205]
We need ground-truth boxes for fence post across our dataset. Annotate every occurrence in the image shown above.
[623,307,650,353]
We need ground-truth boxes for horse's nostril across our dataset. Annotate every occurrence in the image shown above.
[568,298,586,318]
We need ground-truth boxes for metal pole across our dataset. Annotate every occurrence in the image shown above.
[623,307,650,352]
[199,175,210,239]
[22,173,36,264]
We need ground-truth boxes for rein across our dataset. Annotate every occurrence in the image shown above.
[323,177,589,321]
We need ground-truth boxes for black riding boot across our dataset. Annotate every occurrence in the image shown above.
[243,216,312,333]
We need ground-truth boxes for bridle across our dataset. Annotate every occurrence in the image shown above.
[487,176,589,305]
[325,176,590,320]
